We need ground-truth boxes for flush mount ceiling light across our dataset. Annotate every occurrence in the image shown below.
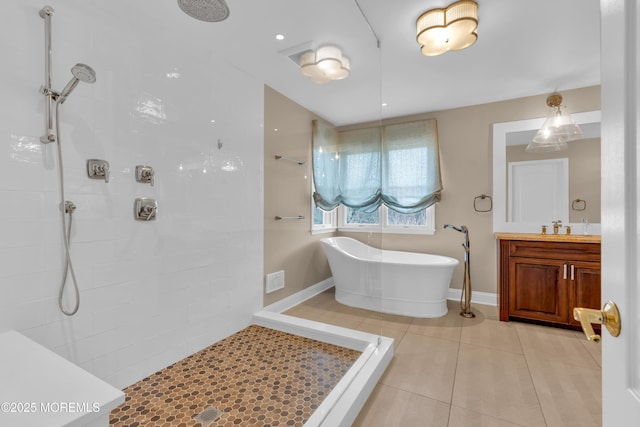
[299,46,350,84]
[416,0,478,56]
[526,93,585,152]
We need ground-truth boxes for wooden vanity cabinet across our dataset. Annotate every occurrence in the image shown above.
[498,237,601,329]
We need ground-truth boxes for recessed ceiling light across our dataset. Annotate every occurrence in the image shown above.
[382,103,388,107]
[275,34,285,41]
[274,128,279,131]
[210,119,216,123]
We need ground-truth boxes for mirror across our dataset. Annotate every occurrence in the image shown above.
[492,110,601,234]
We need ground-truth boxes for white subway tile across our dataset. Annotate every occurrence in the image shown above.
[2,0,263,389]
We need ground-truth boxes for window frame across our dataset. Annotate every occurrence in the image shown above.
[311,182,337,234]
[311,205,337,234]
[337,204,436,235]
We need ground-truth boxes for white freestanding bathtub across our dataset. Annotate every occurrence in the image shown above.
[320,237,459,318]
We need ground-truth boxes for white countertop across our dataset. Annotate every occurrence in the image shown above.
[0,330,125,426]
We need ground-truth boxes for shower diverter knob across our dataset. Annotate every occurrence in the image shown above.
[134,198,157,221]
[136,165,155,186]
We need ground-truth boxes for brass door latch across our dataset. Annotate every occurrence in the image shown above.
[573,301,621,343]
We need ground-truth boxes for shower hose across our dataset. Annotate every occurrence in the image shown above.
[55,102,80,316]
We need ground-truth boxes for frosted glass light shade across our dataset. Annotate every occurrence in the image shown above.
[417,0,478,56]
[299,46,350,84]
[526,108,584,152]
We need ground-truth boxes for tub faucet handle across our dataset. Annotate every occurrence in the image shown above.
[552,220,563,235]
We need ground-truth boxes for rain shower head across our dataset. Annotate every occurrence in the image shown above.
[58,63,96,104]
[178,0,230,22]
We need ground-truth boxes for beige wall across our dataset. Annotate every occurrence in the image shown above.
[264,85,601,303]
[263,86,334,306]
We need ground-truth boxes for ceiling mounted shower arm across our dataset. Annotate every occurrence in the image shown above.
[39,5,56,143]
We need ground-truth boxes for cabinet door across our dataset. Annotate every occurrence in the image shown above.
[508,257,570,324]
[568,261,601,328]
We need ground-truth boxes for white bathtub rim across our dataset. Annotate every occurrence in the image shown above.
[321,237,459,267]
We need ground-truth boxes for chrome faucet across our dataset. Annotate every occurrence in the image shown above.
[552,220,563,235]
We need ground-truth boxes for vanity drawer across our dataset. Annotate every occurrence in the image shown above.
[508,240,600,262]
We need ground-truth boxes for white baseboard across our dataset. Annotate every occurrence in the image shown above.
[262,277,334,313]
[448,288,498,306]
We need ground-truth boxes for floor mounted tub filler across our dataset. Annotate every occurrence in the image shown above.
[321,237,459,318]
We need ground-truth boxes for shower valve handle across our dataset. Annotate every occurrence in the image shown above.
[93,163,109,182]
[136,165,155,186]
[87,159,110,183]
[142,170,154,186]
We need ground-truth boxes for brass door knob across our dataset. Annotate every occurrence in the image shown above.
[573,301,621,343]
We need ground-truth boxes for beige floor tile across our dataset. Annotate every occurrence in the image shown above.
[408,305,464,342]
[315,311,365,329]
[355,321,407,344]
[380,332,459,403]
[526,355,601,427]
[574,331,602,367]
[283,304,325,320]
[460,318,523,354]
[452,344,546,427]
[284,304,364,329]
[364,311,415,329]
[352,384,450,427]
[515,322,600,369]
[449,405,526,427]
[288,290,603,427]
[468,302,500,321]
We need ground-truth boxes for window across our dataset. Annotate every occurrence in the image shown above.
[312,205,337,234]
[311,183,337,234]
[311,118,439,235]
[339,205,435,234]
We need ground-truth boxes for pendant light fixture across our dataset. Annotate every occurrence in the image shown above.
[416,0,478,56]
[526,93,585,152]
[299,46,350,84]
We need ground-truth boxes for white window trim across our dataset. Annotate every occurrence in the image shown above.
[337,205,436,235]
[310,200,337,235]
[311,212,337,234]
[311,178,337,234]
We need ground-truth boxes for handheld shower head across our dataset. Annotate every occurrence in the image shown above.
[58,63,96,104]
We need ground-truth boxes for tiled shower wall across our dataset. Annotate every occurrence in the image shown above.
[0,1,263,388]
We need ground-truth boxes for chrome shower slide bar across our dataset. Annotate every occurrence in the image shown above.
[39,5,55,143]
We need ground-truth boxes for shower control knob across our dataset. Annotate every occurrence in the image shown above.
[136,165,155,186]
[134,198,157,221]
[87,159,110,183]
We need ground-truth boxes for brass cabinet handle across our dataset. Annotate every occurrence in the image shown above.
[573,301,621,343]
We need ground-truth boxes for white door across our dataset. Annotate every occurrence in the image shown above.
[508,158,569,223]
[599,0,640,423]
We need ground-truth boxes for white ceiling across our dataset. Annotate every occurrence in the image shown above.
[148,0,601,127]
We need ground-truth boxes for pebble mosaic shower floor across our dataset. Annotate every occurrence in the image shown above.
[109,325,361,426]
